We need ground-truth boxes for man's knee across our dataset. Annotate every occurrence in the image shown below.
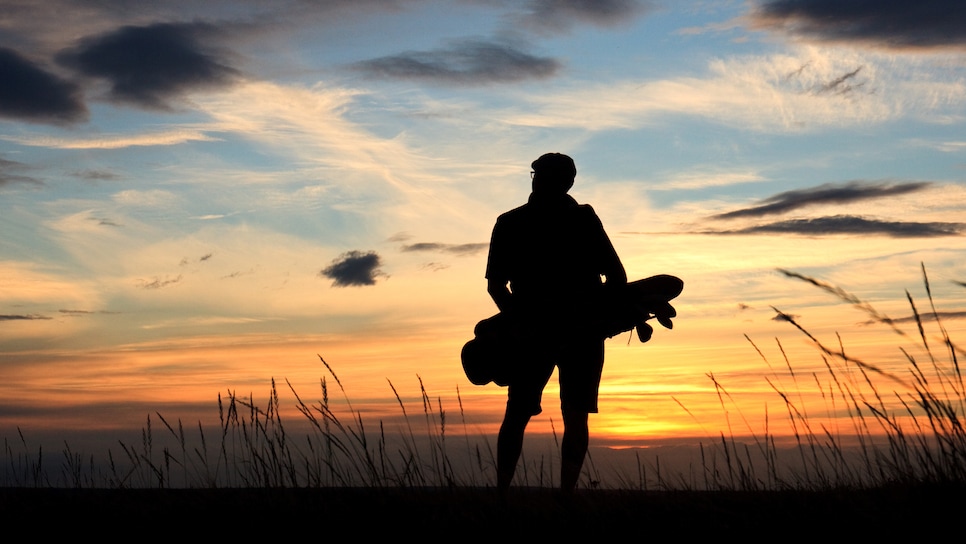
[561,408,589,429]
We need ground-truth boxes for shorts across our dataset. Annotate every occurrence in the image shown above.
[506,338,605,417]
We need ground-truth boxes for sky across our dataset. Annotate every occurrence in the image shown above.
[2,0,966,472]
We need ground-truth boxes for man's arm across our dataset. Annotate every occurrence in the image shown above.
[488,278,514,313]
[587,207,626,286]
[601,240,627,286]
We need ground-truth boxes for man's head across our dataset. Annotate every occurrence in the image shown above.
[531,152,576,194]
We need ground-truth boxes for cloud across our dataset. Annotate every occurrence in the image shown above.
[91,217,122,227]
[751,0,966,51]
[0,47,87,124]
[351,39,560,84]
[0,314,52,321]
[3,129,219,149]
[320,250,384,287]
[706,215,965,237]
[73,169,120,181]
[137,275,184,289]
[653,170,767,191]
[515,0,654,34]
[400,242,488,256]
[502,48,926,132]
[712,181,933,219]
[0,157,42,188]
[814,66,864,95]
[885,310,966,324]
[56,22,240,110]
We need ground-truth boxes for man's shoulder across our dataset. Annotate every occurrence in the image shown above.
[495,203,531,224]
[495,200,600,225]
[575,203,603,223]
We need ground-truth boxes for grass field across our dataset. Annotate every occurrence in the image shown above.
[3,266,965,532]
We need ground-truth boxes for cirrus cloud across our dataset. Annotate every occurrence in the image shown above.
[352,39,560,85]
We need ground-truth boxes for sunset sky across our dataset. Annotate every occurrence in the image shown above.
[2,0,966,468]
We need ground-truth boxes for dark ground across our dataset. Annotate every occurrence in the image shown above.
[2,484,962,536]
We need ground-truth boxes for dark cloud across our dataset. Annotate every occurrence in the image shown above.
[56,22,240,110]
[752,0,966,50]
[708,215,964,237]
[518,0,653,33]
[0,314,51,321]
[73,169,120,181]
[815,67,865,95]
[352,39,560,84]
[320,250,384,287]
[421,262,449,272]
[401,242,488,256]
[0,157,42,188]
[92,217,122,227]
[883,310,966,325]
[712,181,932,220]
[0,47,87,124]
[58,309,119,316]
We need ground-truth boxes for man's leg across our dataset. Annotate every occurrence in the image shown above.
[560,408,589,492]
[558,339,603,493]
[497,406,531,495]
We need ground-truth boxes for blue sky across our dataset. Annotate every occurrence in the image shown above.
[2,0,966,447]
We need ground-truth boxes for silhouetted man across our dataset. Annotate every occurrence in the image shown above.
[486,152,626,495]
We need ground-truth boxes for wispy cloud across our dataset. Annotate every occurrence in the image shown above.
[72,169,120,181]
[938,141,966,152]
[3,130,219,149]
[884,310,966,324]
[712,181,933,219]
[0,157,42,188]
[705,215,965,237]
[814,66,865,95]
[137,275,184,290]
[56,22,240,110]
[352,39,560,85]
[751,0,966,51]
[653,170,767,190]
[320,250,384,287]
[58,309,119,316]
[0,314,52,321]
[501,48,931,132]
[0,47,87,125]
[514,0,654,34]
[400,242,488,256]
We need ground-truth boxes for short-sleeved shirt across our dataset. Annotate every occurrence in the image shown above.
[485,191,625,414]
[487,193,623,327]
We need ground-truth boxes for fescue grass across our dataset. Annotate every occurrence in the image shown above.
[3,264,965,492]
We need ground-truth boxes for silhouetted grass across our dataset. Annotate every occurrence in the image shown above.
[690,263,966,491]
[3,265,965,496]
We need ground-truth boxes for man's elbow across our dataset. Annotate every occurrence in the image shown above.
[605,269,627,285]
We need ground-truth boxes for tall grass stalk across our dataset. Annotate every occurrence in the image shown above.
[4,266,964,491]
[693,264,966,490]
